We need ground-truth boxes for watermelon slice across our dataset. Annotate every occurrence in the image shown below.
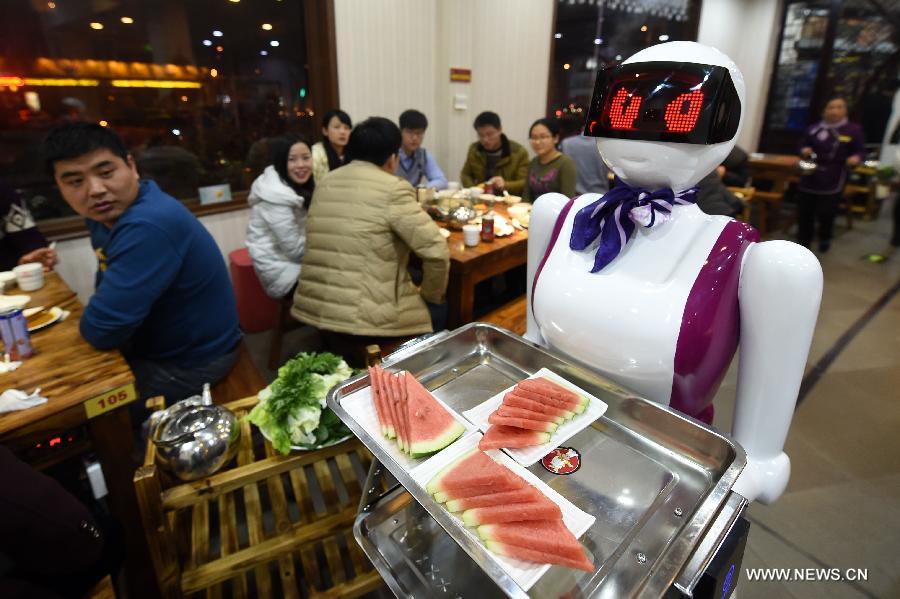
[484,540,595,572]
[477,520,591,565]
[445,485,545,513]
[386,371,408,452]
[461,500,562,526]
[396,372,413,453]
[493,404,563,424]
[518,378,588,408]
[433,478,527,503]
[503,393,575,420]
[488,413,558,433]
[368,366,394,438]
[426,449,525,494]
[513,386,586,415]
[479,425,550,450]
[404,373,465,457]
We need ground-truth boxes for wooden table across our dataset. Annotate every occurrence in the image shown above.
[0,272,152,597]
[441,205,529,328]
[746,153,802,237]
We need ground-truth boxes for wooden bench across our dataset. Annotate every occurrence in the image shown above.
[481,294,527,336]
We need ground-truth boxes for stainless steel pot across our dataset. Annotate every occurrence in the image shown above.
[151,384,240,481]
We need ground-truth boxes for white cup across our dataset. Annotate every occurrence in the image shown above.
[13,263,44,291]
[462,224,480,247]
[447,181,461,191]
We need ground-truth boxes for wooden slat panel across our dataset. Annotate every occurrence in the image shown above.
[312,459,346,586]
[218,491,246,598]
[263,443,300,599]
[288,464,323,592]
[162,439,362,510]
[237,418,273,597]
[190,500,210,568]
[308,570,384,599]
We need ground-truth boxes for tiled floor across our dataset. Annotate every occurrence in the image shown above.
[245,199,900,598]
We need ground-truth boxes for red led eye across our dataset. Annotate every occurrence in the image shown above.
[664,89,704,133]
[607,87,643,130]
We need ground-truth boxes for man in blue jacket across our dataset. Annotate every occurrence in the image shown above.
[42,123,241,408]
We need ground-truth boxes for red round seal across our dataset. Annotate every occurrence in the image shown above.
[540,447,581,475]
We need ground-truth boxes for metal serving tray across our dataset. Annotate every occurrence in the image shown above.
[327,323,746,598]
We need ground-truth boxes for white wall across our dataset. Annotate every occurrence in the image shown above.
[56,208,250,304]
[334,0,554,183]
[698,0,782,152]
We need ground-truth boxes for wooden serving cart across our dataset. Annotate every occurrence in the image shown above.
[134,396,387,599]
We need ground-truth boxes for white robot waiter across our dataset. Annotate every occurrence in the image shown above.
[526,42,823,504]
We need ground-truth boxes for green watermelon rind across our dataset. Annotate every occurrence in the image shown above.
[426,447,477,494]
[408,419,466,458]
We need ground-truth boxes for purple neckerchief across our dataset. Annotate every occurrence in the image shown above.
[569,182,698,273]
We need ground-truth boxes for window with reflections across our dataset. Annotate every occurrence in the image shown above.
[759,0,898,153]
[0,0,316,224]
[548,0,702,121]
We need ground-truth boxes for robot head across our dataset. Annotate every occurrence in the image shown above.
[584,42,745,191]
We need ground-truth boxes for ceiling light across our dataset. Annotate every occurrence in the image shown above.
[212,30,223,37]
[99,120,108,127]
[121,16,134,24]
[203,39,212,46]
[262,23,273,31]
[658,34,670,41]
[47,1,56,8]
[216,45,224,53]
[172,129,181,136]
[260,50,268,56]
[90,22,104,30]
[270,40,279,47]
[594,38,602,45]
[563,63,571,70]
[554,33,562,39]
[640,25,648,32]
[210,68,218,78]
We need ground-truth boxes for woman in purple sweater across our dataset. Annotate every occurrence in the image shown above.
[797,97,866,252]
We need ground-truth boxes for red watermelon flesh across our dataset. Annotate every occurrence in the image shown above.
[514,386,585,414]
[403,373,465,457]
[479,425,550,450]
[461,499,562,526]
[386,371,408,452]
[433,478,527,503]
[477,520,591,565]
[484,540,595,572]
[396,372,413,454]
[426,448,526,494]
[445,486,545,513]
[488,413,558,433]
[503,393,574,420]
[519,378,588,407]
[368,366,393,438]
[493,404,562,424]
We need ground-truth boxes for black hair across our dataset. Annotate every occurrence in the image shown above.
[42,122,129,174]
[399,109,428,130]
[321,109,352,171]
[529,118,561,139]
[271,133,315,205]
[557,114,584,138]
[473,111,501,130]
[345,117,401,167]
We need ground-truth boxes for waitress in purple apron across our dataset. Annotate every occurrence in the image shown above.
[797,97,866,252]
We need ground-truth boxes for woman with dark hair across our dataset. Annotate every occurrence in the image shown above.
[797,97,866,252]
[311,109,352,182]
[246,133,315,298]
[522,118,576,202]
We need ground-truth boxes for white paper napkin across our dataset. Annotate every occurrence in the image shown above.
[0,388,48,413]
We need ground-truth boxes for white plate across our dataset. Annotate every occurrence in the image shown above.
[26,306,64,332]
[258,426,353,451]
[462,367,608,466]
[409,431,596,591]
[340,370,476,472]
[0,294,30,311]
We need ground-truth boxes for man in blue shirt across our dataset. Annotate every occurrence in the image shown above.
[42,123,241,408]
[395,110,447,189]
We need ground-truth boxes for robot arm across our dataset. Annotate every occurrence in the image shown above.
[524,193,572,345]
[732,240,822,504]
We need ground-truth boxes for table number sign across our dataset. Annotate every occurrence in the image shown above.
[84,383,137,418]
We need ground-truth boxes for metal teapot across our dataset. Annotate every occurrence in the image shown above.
[150,384,240,481]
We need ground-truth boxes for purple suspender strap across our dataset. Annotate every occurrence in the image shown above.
[530,197,577,314]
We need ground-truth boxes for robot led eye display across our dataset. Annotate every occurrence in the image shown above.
[584,61,741,145]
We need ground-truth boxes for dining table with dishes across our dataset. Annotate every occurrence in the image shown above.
[424,187,531,328]
[0,270,152,597]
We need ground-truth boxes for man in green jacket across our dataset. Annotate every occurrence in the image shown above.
[460,111,530,195]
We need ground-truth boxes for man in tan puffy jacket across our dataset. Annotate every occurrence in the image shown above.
[292,117,450,365]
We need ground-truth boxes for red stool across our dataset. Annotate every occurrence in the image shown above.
[228,247,279,333]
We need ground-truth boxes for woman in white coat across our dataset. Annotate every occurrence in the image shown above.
[246,134,314,298]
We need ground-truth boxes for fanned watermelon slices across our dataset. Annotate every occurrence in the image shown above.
[368,366,464,458]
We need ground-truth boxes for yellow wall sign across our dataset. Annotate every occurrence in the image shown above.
[84,383,137,419]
